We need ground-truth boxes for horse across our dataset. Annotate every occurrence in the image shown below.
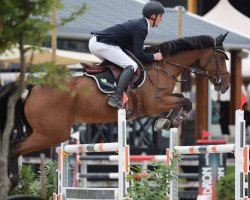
[0,33,230,188]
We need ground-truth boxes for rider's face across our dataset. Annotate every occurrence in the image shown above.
[155,14,163,27]
[150,14,163,27]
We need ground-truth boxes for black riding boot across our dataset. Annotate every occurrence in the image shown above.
[108,65,134,108]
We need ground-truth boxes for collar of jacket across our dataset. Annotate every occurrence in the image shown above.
[144,17,151,31]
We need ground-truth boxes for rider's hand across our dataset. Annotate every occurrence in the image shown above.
[154,52,163,61]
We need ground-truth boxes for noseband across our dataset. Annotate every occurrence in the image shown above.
[199,49,230,86]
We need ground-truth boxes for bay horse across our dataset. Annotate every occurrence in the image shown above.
[0,33,230,188]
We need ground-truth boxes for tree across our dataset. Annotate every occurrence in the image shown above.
[0,1,86,199]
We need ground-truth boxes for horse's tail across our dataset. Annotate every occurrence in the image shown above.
[0,82,33,189]
[0,82,32,142]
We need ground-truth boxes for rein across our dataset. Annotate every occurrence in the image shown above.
[160,49,229,80]
[144,48,230,97]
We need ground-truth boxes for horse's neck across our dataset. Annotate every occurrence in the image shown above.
[165,49,206,77]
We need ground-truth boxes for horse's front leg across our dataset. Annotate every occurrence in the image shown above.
[154,93,192,131]
[168,93,193,128]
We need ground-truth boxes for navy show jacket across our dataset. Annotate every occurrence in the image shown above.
[91,18,154,63]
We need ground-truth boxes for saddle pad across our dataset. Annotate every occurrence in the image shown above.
[84,69,117,93]
[84,68,146,94]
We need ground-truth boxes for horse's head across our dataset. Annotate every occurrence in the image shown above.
[198,32,230,94]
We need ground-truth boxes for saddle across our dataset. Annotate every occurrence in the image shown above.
[80,50,146,92]
[80,50,146,120]
[81,60,127,82]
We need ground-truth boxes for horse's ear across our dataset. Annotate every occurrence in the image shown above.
[216,32,229,45]
[221,31,229,42]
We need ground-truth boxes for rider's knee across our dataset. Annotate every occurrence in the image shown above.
[126,65,137,73]
[129,63,138,72]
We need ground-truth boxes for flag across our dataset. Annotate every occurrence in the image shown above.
[241,92,247,109]
[201,130,211,140]
[122,92,128,109]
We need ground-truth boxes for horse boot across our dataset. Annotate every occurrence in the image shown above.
[154,118,171,132]
[108,65,134,109]
[154,107,184,132]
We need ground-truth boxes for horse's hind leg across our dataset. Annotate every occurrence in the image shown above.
[7,130,67,192]
[15,128,71,157]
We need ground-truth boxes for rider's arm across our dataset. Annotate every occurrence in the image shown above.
[132,28,154,63]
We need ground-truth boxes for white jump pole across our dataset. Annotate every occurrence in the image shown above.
[118,108,130,200]
[57,145,63,200]
[64,142,119,153]
[167,110,250,200]
[57,108,129,200]
[174,144,235,154]
[235,109,249,200]
[169,127,178,200]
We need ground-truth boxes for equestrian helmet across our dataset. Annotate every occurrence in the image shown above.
[142,1,165,18]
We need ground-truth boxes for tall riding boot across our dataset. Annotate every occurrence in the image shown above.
[108,65,134,108]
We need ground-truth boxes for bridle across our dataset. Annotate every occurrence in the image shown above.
[144,46,230,98]
[147,47,230,85]
[199,48,230,86]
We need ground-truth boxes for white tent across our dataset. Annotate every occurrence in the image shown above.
[203,0,250,37]
[0,45,101,65]
[203,0,250,77]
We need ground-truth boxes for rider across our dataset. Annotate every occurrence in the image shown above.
[89,1,164,108]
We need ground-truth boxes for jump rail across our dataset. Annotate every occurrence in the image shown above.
[64,142,119,153]
[79,154,199,162]
[167,109,250,200]
[174,144,235,154]
[55,109,249,200]
[55,109,129,200]
[78,172,199,180]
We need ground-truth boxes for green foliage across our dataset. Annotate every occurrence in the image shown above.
[44,161,57,198]
[0,1,86,197]
[216,166,235,200]
[127,154,180,200]
[11,161,57,200]
[0,0,87,52]
[10,165,37,195]
[0,0,86,89]
[33,161,58,199]
[225,165,234,174]
[0,0,53,52]
[27,63,72,91]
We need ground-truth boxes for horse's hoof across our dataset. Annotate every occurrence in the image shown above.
[9,173,20,190]
[154,118,171,132]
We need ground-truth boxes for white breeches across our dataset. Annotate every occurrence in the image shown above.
[88,36,138,72]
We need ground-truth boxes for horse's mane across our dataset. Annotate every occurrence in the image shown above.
[145,35,217,55]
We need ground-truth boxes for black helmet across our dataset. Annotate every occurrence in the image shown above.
[142,1,165,18]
